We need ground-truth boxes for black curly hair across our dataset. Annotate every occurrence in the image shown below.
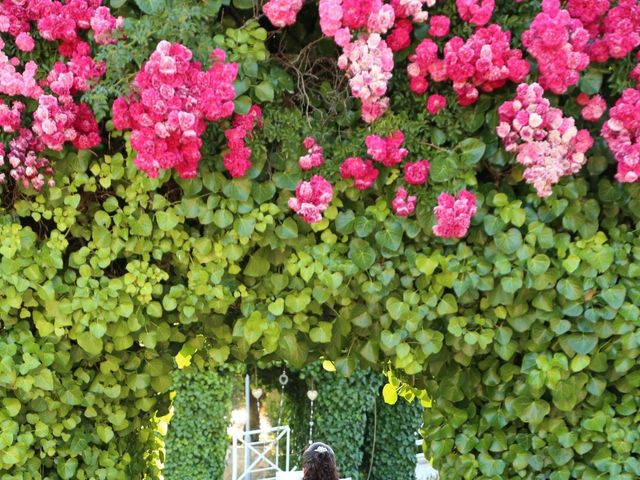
[302,442,339,480]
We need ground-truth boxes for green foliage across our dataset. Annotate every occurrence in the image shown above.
[163,368,238,480]
[364,397,423,480]
[295,365,383,480]
[2,1,640,479]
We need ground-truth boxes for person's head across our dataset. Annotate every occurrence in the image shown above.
[302,442,339,480]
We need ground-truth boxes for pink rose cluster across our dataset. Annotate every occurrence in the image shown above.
[390,0,434,24]
[263,0,304,28]
[319,0,396,35]
[299,137,325,170]
[392,187,416,217]
[567,0,640,63]
[223,105,263,178]
[0,0,122,57]
[601,88,640,183]
[497,83,594,197]
[289,138,333,224]
[113,42,238,179]
[521,0,590,95]
[432,190,477,238]
[577,93,607,122]
[0,130,53,190]
[32,96,100,150]
[408,25,529,106]
[455,0,495,27]
[340,130,434,217]
[365,130,409,167]
[337,33,394,123]
[319,0,438,123]
[387,19,414,52]
[0,0,122,191]
[340,157,380,189]
[288,175,334,224]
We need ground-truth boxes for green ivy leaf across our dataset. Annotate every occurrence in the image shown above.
[156,210,180,231]
[309,322,333,343]
[276,218,299,239]
[560,334,598,355]
[268,298,284,316]
[244,251,270,277]
[512,397,550,425]
[77,332,103,356]
[232,0,252,8]
[601,284,626,309]
[349,239,376,270]
[234,95,252,115]
[134,0,165,14]
[382,383,398,405]
[254,81,275,102]
[579,70,603,95]
[459,138,486,166]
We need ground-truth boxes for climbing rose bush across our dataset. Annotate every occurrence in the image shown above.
[408,24,530,106]
[223,105,263,178]
[0,0,121,190]
[568,0,640,62]
[497,82,594,197]
[112,42,237,178]
[602,87,640,183]
[522,0,590,94]
[337,34,394,123]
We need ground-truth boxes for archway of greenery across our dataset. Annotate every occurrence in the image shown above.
[1,1,640,480]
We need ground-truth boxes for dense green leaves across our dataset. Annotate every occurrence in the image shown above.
[2,2,640,479]
[163,369,238,479]
[364,395,423,480]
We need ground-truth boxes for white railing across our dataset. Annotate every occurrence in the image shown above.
[231,425,291,480]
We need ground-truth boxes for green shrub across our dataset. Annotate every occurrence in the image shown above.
[163,369,238,480]
[364,397,423,480]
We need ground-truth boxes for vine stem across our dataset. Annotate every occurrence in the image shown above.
[366,397,377,480]
[416,140,453,154]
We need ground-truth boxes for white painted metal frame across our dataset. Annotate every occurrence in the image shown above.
[232,425,291,480]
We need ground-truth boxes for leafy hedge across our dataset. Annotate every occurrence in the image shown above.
[364,395,423,480]
[162,369,237,480]
[1,1,640,479]
[294,365,382,480]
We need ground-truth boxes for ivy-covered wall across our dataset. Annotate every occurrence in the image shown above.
[1,1,640,480]
[293,366,382,480]
[162,369,237,480]
[364,395,423,480]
